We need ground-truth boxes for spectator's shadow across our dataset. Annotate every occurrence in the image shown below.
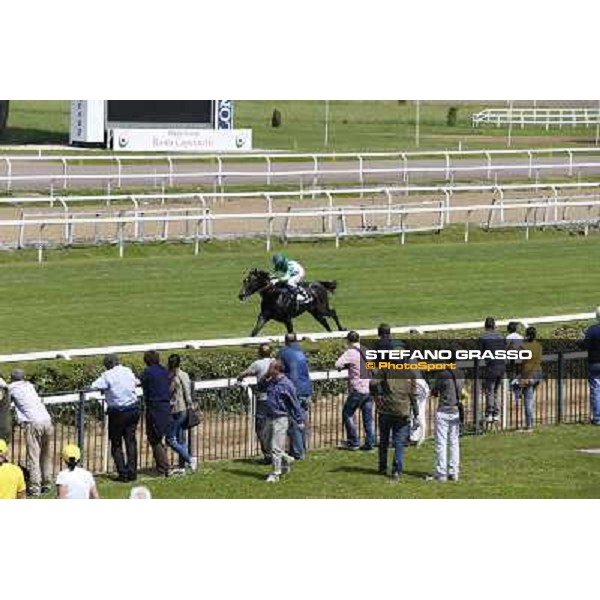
[330,466,379,476]
[331,466,430,479]
[225,468,266,481]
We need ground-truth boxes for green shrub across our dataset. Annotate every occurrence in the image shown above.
[447,106,458,126]
[271,109,282,128]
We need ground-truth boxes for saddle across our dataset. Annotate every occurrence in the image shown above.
[277,283,312,310]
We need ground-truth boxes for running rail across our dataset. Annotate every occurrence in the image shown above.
[0,311,593,364]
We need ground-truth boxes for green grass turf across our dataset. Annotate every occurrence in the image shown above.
[2,100,599,152]
[83,424,600,498]
[0,228,599,353]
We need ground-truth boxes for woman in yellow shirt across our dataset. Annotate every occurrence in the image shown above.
[512,327,543,431]
[0,439,26,499]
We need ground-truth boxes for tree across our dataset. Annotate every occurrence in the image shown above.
[0,101,9,135]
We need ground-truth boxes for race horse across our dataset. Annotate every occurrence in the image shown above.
[238,268,345,336]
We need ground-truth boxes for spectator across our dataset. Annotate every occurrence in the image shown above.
[91,354,140,483]
[130,485,152,499]
[375,323,406,351]
[0,438,26,500]
[167,354,197,473]
[409,372,430,446]
[505,321,524,350]
[277,333,312,459]
[512,327,543,431]
[429,366,465,482]
[582,307,600,425]
[56,444,99,500]
[335,331,375,451]
[237,343,274,464]
[479,317,506,424]
[505,321,524,383]
[0,376,10,442]
[263,360,304,483]
[373,369,419,481]
[140,351,171,476]
[8,369,53,496]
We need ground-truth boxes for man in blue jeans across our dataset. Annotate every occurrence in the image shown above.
[583,307,600,425]
[335,331,376,451]
[277,333,312,459]
[373,369,419,480]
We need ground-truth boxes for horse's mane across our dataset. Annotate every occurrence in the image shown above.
[249,267,270,278]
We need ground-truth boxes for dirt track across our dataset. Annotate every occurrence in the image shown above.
[1,186,598,249]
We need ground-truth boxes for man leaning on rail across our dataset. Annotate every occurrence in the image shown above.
[91,354,141,482]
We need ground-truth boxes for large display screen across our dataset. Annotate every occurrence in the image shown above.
[106,100,214,126]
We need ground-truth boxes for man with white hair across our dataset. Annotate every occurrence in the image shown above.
[130,485,152,499]
[8,369,54,496]
[582,307,600,425]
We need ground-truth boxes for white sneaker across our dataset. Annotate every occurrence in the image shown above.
[188,457,198,472]
[281,456,295,474]
[266,473,280,483]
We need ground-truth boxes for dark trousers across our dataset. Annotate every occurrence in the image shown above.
[288,396,310,459]
[108,408,140,479]
[255,401,271,460]
[146,410,170,475]
[483,368,505,417]
[378,413,410,475]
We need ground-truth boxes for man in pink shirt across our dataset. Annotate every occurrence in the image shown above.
[335,331,376,450]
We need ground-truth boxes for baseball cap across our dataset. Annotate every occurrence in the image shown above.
[0,438,8,456]
[62,444,81,462]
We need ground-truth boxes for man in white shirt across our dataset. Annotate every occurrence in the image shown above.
[91,354,140,482]
[506,322,524,350]
[8,369,54,496]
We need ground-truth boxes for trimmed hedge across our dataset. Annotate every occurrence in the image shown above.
[0,321,587,398]
[1,341,347,397]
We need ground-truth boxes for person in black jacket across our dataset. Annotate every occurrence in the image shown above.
[479,317,506,424]
[140,351,171,476]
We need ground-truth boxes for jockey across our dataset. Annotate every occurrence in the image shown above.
[271,254,310,304]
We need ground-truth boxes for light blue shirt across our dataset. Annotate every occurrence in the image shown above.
[92,365,139,410]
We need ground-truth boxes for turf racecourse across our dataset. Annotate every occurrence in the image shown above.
[0,228,599,354]
[82,425,599,499]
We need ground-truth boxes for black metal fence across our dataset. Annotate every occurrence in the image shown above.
[5,351,593,478]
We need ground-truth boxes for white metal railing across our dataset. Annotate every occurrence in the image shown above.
[0,311,593,365]
[3,195,600,257]
[3,180,600,210]
[2,146,600,191]
[473,108,600,128]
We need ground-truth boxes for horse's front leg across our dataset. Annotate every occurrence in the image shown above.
[310,312,332,332]
[284,319,294,334]
[251,313,269,337]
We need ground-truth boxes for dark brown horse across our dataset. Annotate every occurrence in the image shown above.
[238,269,345,336]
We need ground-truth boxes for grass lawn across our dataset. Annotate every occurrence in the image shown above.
[86,425,600,498]
[0,228,599,353]
[2,100,599,152]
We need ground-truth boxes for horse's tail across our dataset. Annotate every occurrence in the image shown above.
[317,280,337,294]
